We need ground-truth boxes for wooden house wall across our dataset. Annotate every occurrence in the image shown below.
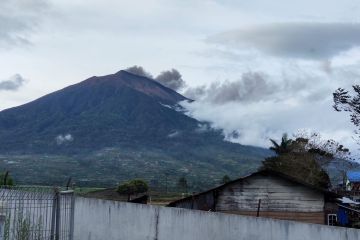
[172,191,215,210]
[216,174,325,224]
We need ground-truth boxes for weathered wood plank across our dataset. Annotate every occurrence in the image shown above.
[216,175,324,212]
[220,211,325,224]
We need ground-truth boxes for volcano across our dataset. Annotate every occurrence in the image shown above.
[0,70,269,187]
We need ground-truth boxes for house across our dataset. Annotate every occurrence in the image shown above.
[346,171,360,192]
[168,170,339,225]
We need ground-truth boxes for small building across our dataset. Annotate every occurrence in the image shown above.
[168,170,339,225]
[346,171,360,192]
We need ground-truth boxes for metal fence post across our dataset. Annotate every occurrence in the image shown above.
[50,188,59,240]
[55,189,61,240]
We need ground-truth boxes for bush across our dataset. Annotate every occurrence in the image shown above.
[0,172,14,186]
[117,179,148,200]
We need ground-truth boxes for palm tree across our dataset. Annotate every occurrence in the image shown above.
[269,134,292,154]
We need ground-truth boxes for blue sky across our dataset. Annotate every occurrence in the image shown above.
[1,0,360,152]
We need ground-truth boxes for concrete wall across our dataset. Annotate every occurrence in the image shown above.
[74,197,360,240]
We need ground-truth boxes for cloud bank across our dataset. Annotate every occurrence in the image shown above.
[181,64,359,150]
[184,70,329,104]
[185,72,274,104]
[0,74,26,91]
[0,0,48,48]
[209,23,360,60]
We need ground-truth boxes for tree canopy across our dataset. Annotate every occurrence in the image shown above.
[221,175,231,184]
[262,132,350,189]
[269,134,292,154]
[333,86,360,144]
[117,179,148,200]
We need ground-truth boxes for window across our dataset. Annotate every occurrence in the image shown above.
[327,214,337,226]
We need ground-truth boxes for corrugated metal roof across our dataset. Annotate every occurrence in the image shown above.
[337,204,360,214]
[347,171,360,182]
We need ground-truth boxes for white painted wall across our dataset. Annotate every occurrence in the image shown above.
[74,197,360,240]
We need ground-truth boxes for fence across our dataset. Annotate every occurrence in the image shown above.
[0,186,75,240]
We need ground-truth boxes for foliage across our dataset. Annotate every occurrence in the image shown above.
[295,131,356,186]
[117,179,148,200]
[269,133,292,154]
[295,131,351,159]
[33,216,44,240]
[262,152,331,188]
[4,213,10,240]
[221,175,231,184]
[333,86,360,143]
[0,171,14,186]
[261,133,352,189]
[4,210,44,240]
[15,212,31,240]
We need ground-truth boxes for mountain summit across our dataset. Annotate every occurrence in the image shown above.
[82,70,188,103]
[0,70,269,186]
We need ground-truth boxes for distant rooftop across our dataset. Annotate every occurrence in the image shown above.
[347,171,360,182]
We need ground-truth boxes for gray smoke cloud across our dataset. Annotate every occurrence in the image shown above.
[0,0,49,48]
[125,66,186,91]
[209,23,360,60]
[155,69,186,91]
[184,71,322,104]
[125,65,153,79]
[208,72,273,104]
[0,74,26,91]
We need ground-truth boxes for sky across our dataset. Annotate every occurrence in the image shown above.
[1,0,360,152]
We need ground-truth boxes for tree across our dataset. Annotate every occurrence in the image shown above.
[333,86,360,143]
[117,179,148,201]
[177,176,188,193]
[221,175,231,184]
[269,133,293,154]
[261,133,349,189]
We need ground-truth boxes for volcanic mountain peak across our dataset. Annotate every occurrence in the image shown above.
[81,70,188,104]
[0,69,198,153]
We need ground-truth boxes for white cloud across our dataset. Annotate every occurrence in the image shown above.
[55,134,73,145]
[183,98,356,149]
